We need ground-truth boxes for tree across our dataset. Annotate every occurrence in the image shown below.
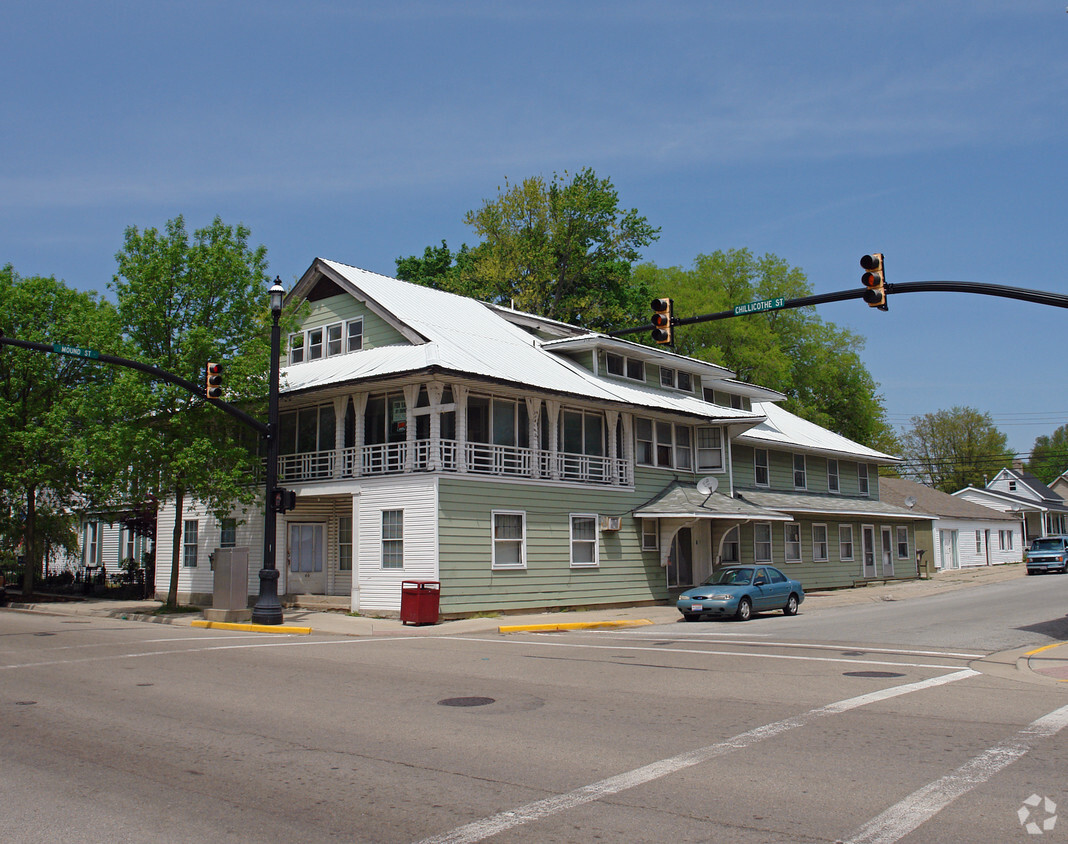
[633,250,897,450]
[397,168,659,330]
[899,406,1012,493]
[1027,424,1068,485]
[111,216,276,608]
[0,265,121,593]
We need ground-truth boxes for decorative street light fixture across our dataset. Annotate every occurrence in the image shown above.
[251,277,286,625]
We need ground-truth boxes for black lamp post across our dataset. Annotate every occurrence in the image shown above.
[252,278,286,625]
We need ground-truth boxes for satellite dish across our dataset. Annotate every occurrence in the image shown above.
[696,477,719,495]
[905,495,917,509]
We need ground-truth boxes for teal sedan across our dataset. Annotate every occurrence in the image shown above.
[677,565,804,622]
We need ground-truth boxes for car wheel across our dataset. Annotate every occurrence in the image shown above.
[682,613,701,622]
[783,594,799,616]
[735,597,752,622]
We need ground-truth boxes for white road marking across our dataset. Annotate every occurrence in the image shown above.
[842,701,1068,843]
[414,669,979,844]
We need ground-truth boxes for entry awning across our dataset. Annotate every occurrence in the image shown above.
[633,482,792,522]
[737,490,934,521]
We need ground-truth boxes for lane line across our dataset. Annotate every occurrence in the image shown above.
[415,669,978,844]
[843,702,1068,844]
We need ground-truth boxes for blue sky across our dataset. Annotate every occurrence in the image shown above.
[3,1,1066,458]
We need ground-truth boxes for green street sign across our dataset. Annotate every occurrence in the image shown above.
[52,343,100,360]
[734,297,786,316]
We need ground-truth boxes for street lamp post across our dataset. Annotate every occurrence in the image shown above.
[251,278,286,625]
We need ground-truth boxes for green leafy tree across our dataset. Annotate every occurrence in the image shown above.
[899,406,1012,493]
[397,168,659,330]
[633,250,897,450]
[0,265,121,593]
[111,216,276,608]
[1027,424,1068,485]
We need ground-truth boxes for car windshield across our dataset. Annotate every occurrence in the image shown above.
[707,568,753,586]
[1031,539,1065,551]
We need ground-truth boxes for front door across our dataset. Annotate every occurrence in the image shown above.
[667,527,694,588]
[862,525,876,577]
[881,527,894,576]
[288,522,326,594]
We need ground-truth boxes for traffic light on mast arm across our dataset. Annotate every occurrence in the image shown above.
[860,253,888,310]
[651,297,674,344]
[205,362,223,399]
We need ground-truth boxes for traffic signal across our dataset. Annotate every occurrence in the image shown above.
[205,362,223,398]
[860,253,887,310]
[651,298,673,344]
[271,488,296,513]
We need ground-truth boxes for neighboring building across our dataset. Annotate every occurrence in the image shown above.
[1050,469,1068,503]
[153,259,928,614]
[881,477,1020,572]
[955,467,1068,545]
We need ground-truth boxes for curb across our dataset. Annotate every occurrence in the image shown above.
[497,619,654,634]
[191,620,313,635]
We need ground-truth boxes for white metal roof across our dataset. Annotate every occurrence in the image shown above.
[735,400,899,463]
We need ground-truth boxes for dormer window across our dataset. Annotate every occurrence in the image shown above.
[604,351,644,382]
[659,367,692,392]
[289,318,364,364]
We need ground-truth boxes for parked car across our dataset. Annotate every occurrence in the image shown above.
[1024,535,1068,575]
[676,565,804,622]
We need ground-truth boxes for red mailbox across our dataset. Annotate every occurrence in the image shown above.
[400,580,440,625]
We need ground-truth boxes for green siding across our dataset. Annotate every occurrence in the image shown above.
[300,293,410,349]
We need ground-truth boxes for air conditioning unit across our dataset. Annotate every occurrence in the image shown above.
[599,515,622,531]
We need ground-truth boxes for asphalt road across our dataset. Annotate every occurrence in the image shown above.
[2,581,1067,843]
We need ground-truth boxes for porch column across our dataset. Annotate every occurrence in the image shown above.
[403,384,419,473]
[427,382,444,472]
[526,397,541,479]
[544,400,560,481]
[351,393,367,478]
[332,396,347,479]
[605,409,619,486]
[621,413,634,486]
[454,384,469,473]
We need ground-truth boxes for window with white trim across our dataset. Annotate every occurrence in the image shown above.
[896,526,909,559]
[858,463,870,496]
[785,522,801,562]
[635,418,692,469]
[813,524,829,561]
[220,518,236,548]
[975,530,982,553]
[381,510,403,569]
[339,516,353,571]
[604,352,645,381]
[793,454,807,490]
[346,318,363,352]
[755,449,769,487]
[642,519,659,550]
[721,526,740,563]
[660,367,675,388]
[839,525,854,561]
[827,458,839,493]
[754,522,772,562]
[696,427,723,471]
[492,511,526,569]
[289,319,364,365]
[999,529,1013,550]
[183,520,198,567]
[570,515,598,567]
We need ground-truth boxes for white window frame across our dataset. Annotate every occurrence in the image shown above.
[288,332,305,364]
[812,523,829,562]
[676,371,692,392]
[975,530,982,553]
[381,510,404,569]
[785,522,802,562]
[754,522,772,562]
[827,458,839,493]
[183,520,198,568]
[793,454,807,490]
[696,426,723,471]
[721,526,740,563]
[635,417,690,469]
[755,448,769,487]
[858,463,870,496]
[492,510,526,570]
[641,519,659,551]
[839,524,855,561]
[605,352,624,376]
[674,425,692,471]
[569,514,599,568]
[660,366,675,388]
[339,515,353,571]
[896,526,909,560]
[220,517,236,548]
[626,357,645,381]
[346,317,364,352]
[307,327,324,360]
[289,319,362,364]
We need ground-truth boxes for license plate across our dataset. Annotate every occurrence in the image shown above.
[691,604,703,612]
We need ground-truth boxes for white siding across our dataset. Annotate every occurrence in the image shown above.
[354,476,439,613]
[934,518,1022,570]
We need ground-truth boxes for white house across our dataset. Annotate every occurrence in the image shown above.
[955,467,1068,544]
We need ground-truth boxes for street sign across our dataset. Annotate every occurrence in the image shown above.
[52,343,100,360]
[733,297,786,316]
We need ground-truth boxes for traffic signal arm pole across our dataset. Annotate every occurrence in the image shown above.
[0,335,269,437]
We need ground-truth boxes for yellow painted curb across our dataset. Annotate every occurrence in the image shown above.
[498,619,654,634]
[1024,642,1068,657]
[191,620,313,635]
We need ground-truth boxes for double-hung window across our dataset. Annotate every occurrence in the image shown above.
[220,518,236,548]
[785,523,801,562]
[381,510,404,569]
[183,520,198,567]
[570,515,598,567]
[827,459,839,493]
[812,524,829,561]
[339,516,353,571]
[754,522,772,562]
[858,463,870,496]
[896,526,909,559]
[696,427,723,471]
[793,454,807,489]
[839,525,854,561]
[492,511,526,569]
[754,449,769,487]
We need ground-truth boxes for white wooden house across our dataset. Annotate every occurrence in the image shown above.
[152,259,927,614]
[955,467,1068,545]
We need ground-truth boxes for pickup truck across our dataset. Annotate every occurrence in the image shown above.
[1024,535,1068,575]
